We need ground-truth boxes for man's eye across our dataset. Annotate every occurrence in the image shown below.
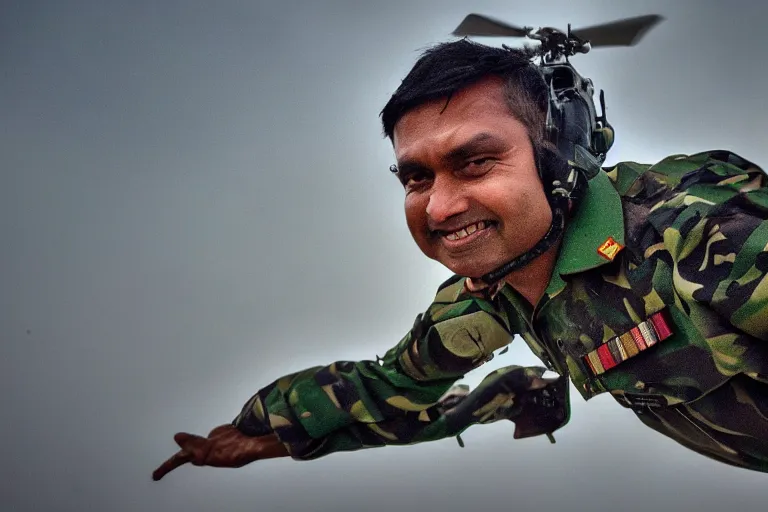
[465,158,495,173]
[404,172,429,186]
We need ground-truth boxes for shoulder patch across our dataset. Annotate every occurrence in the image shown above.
[597,236,624,261]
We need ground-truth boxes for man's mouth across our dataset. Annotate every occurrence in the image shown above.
[435,220,497,243]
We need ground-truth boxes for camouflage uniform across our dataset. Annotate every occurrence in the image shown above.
[233,150,768,472]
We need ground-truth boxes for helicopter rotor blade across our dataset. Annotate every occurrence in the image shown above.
[570,14,664,47]
[452,14,530,37]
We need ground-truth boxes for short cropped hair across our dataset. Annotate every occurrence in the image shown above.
[380,39,549,147]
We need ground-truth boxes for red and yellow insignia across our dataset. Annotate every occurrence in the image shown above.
[597,236,623,261]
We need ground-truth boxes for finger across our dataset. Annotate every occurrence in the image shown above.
[173,432,210,455]
[174,432,213,466]
[152,450,193,481]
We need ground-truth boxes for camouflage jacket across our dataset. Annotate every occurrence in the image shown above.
[233,150,768,472]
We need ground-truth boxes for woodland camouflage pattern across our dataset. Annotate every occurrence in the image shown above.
[233,150,768,472]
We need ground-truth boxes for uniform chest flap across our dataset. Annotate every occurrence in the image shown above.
[547,282,735,406]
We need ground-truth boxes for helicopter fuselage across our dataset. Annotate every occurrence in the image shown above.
[539,61,601,163]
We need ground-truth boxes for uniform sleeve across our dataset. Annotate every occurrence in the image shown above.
[262,365,570,460]
[232,275,516,458]
[646,150,768,341]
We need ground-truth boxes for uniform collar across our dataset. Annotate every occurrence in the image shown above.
[544,168,625,296]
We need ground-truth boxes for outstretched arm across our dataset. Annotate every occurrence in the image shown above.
[153,275,518,478]
[152,363,569,480]
[231,275,516,457]
[255,364,570,461]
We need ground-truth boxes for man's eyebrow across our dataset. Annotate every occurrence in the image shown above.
[442,132,505,165]
[396,132,505,176]
[395,160,429,177]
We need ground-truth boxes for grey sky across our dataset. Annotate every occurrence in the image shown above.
[2,1,767,511]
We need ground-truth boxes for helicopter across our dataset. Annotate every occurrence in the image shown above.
[452,14,664,167]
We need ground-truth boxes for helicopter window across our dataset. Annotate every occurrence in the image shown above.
[550,68,575,90]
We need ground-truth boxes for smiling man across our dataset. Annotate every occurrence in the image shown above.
[153,39,768,480]
[394,76,559,306]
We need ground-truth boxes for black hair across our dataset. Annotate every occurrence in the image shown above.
[380,39,549,146]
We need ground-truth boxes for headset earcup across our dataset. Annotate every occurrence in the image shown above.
[534,144,571,191]
[534,143,587,215]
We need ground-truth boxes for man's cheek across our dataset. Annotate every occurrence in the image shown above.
[404,200,426,233]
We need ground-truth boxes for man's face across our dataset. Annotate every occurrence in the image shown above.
[392,76,553,278]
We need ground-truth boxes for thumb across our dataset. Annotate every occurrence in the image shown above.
[173,432,210,464]
[174,432,200,446]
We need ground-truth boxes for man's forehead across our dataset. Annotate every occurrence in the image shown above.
[392,77,514,159]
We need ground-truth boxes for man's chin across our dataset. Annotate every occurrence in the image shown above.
[441,258,503,280]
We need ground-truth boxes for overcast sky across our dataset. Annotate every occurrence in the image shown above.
[2,1,767,511]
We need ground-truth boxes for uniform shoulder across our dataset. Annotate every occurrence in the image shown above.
[603,149,765,199]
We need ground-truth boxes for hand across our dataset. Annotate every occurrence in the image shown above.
[152,424,289,481]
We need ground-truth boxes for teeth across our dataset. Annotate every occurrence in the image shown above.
[444,221,489,241]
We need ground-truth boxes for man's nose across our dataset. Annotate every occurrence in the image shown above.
[426,179,469,225]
